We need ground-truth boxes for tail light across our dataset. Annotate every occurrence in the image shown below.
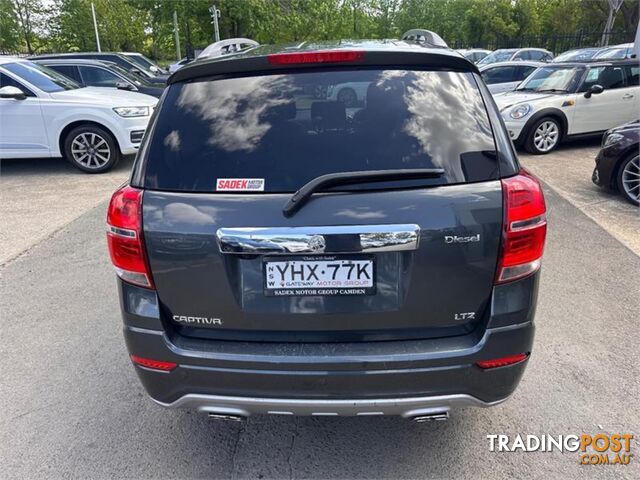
[476,353,529,369]
[106,185,154,288]
[267,50,364,65]
[130,355,177,372]
[496,171,547,284]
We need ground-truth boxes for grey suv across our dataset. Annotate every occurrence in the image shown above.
[107,41,547,420]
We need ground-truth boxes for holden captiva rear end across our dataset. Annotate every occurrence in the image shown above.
[108,38,547,420]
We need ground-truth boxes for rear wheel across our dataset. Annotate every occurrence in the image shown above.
[337,88,357,107]
[64,125,120,173]
[617,154,640,206]
[525,117,561,155]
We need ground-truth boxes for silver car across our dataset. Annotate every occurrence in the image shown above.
[480,61,544,94]
[457,48,492,63]
[478,48,554,66]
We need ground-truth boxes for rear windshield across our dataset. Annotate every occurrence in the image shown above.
[142,69,498,192]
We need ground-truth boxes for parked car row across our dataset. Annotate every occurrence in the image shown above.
[0,56,158,172]
[483,57,639,206]
[35,58,164,98]
[457,42,634,66]
[0,41,268,173]
[553,43,635,62]
[2,40,638,212]
[30,52,169,84]
[457,43,638,206]
[478,48,554,65]
[494,60,639,154]
[457,47,554,64]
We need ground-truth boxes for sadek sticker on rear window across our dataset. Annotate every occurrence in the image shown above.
[216,178,265,191]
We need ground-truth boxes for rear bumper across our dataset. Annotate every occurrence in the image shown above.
[123,319,534,415]
[152,392,508,418]
[120,273,538,416]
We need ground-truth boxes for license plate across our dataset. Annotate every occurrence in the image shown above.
[263,256,375,296]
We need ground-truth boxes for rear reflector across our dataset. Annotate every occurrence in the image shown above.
[267,50,365,65]
[106,185,154,288]
[130,355,177,372]
[496,171,547,283]
[476,353,529,369]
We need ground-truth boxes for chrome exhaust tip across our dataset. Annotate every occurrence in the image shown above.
[207,412,245,421]
[411,411,449,422]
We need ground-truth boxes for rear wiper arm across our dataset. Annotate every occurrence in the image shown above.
[282,168,445,217]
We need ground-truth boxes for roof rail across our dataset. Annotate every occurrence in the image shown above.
[401,29,448,48]
[198,38,259,59]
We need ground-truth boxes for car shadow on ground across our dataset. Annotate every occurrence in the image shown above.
[522,134,602,154]
[555,135,601,151]
[0,155,135,177]
[159,408,485,478]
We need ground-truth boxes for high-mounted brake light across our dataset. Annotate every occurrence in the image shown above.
[476,353,529,369]
[267,50,365,65]
[130,355,177,372]
[106,185,154,288]
[496,171,547,284]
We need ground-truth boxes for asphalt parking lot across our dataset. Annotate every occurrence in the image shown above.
[0,155,135,265]
[1,140,639,479]
[519,137,640,256]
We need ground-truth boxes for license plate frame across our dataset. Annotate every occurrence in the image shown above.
[263,255,376,297]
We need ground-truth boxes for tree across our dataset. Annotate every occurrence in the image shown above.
[616,0,640,33]
[0,0,22,53]
[600,0,624,45]
[2,0,634,59]
[372,0,402,38]
[49,0,96,52]
[512,0,541,37]
[13,0,46,53]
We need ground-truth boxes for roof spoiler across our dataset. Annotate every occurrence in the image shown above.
[198,38,259,59]
[401,29,448,48]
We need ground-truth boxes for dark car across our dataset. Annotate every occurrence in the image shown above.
[29,52,169,85]
[107,40,547,420]
[593,120,640,205]
[34,59,164,98]
[120,52,168,75]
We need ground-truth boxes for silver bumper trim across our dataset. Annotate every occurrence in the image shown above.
[152,393,510,417]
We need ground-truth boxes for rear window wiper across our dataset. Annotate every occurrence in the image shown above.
[282,168,445,217]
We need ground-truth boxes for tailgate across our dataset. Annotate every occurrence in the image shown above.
[143,182,502,341]
[136,65,505,341]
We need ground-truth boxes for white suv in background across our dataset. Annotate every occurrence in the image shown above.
[0,57,157,173]
[494,60,639,154]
